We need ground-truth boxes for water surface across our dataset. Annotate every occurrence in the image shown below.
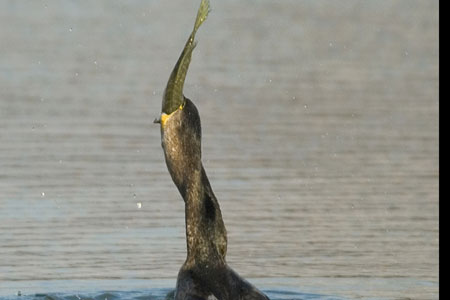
[0,1,439,299]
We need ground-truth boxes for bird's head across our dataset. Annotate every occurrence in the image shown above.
[155,97,202,194]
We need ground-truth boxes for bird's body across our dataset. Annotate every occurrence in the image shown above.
[156,1,269,299]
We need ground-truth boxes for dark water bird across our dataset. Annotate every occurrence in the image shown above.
[155,1,270,299]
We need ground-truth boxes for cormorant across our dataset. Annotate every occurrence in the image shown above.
[155,1,270,299]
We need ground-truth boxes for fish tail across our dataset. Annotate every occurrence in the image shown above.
[194,0,210,33]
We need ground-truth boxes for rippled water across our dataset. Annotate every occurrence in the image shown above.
[0,0,438,299]
[0,281,347,300]
[0,289,344,300]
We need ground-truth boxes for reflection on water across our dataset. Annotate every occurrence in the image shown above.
[2,279,350,300]
[0,0,438,299]
[0,278,438,300]
[0,289,345,300]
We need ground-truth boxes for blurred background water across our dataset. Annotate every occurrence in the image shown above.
[0,1,438,299]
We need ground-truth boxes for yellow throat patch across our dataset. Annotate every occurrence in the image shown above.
[161,104,184,128]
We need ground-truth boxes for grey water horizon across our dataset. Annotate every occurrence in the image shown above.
[0,0,438,299]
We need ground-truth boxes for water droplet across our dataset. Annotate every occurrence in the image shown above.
[136,202,142,209]
[41,192,45,197]
[304,104,308,109]
[292,96,296,100]
[75,72,79,77]
[94,60,97,65]
[69,27,73,32]
[329,42,333,47]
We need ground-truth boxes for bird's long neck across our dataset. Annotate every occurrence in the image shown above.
[180,164,227,266]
